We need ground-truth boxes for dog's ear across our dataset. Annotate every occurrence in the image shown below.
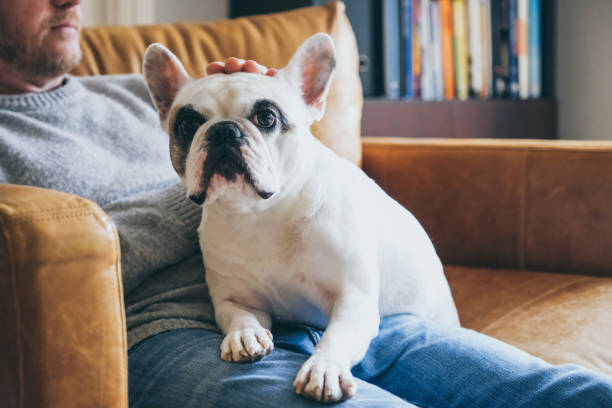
[143,43,191,129]
[280,33,336,122]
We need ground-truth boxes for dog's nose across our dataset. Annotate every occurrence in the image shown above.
[207,121,244,144]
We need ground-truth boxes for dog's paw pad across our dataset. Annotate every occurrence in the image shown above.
[220,328,274,363]
[293,356,356,402]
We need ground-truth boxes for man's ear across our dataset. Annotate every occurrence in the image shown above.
[143,43,191,129]
[279,33,336,122]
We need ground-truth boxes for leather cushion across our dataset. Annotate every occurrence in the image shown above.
[71,2,363,165]
[446,265,612,376]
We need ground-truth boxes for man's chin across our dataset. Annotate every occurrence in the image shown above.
[31,45,81,78]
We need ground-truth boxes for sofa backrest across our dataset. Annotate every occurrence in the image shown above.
[71,2,363,165]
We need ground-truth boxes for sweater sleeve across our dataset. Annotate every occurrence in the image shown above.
[102,182,202,295]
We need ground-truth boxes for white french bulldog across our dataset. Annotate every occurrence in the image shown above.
[143,33,459,403]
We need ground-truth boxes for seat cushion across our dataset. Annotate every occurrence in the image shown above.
[445,265,612,376]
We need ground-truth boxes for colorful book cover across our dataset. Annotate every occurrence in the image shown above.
[440,0,455,99]
[529,0,542,98]
[518,0,529,99]
[508,0,519,98]
[383,0,401,99]
[452,0,469,100]
[468,0,482,96]
[430,0,444,100]
[401,0,413,99]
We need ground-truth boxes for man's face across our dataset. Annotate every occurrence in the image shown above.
[0,0,82,79]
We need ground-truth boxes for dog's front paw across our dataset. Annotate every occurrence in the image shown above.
[293,355,356,403]
[220,327,274,363]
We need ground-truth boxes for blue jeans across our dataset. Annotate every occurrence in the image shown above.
[129,314,612,407]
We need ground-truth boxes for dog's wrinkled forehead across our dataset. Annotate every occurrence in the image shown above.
[172,73,303,122]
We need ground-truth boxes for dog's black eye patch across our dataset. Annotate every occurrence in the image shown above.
[249,99,290,133]
[173,105,206,144]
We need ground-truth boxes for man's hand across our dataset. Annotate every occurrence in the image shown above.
[206,57,277,76]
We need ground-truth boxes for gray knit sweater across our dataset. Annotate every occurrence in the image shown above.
[0,74,218,348]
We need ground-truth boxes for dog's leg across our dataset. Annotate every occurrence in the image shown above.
[293,291,380,403]
[215,299,274,363]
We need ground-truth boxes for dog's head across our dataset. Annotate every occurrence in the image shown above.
[143,33,336,210]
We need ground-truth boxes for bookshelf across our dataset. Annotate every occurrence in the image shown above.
[363,98,556,139]
[231,0,557,139]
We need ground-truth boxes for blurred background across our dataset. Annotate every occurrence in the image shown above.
[81,0,611,141]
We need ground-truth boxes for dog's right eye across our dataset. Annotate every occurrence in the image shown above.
[178,118,201,140]
[174,107,206,142]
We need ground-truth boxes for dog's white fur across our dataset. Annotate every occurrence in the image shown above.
[143,34,459,403]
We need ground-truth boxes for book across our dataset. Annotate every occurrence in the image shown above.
[452,0,469,100]
[468,0,483,96]
[491,0,510,97]
[430,0,444,100]
[508,0,519,98]
[412,0,423,98]
[401,0,413,99]
[480,0,493,98]
[420,0,434,100]
[518,0,529,98]
[440,0,455,99]
[383,0,401,99]
[341,0,384,97]
[529,0,542,98]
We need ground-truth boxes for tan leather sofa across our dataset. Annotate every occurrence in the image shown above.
[1,3,611,407]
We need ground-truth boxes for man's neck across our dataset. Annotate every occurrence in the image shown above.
[0,59,66,95]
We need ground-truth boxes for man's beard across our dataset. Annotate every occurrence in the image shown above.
[0,12,82,79]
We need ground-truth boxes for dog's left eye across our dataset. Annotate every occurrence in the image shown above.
[252,109,277,129]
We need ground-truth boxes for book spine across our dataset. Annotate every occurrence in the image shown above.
[452,0,469,100]
[341,0,384,97]
[383,0,401,99]
[508,0,519,98]
[468,0,482,96]
[412,0,422,98]
[440,0,455,99]
[529,0,541,98]
[421,0,434,100]
[481,0,493,98]
[430,1,444,100]
[490,0,509,97]
[518,0,529,98]
[401,0,414,99]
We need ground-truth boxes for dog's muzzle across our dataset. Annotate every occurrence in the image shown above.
[188,121,273,205]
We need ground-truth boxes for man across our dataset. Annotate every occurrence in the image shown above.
[1,1,611,407]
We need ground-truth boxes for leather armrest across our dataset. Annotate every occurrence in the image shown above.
[0,184,127,408]
[362,137,612,277]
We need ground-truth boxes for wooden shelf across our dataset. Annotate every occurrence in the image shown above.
[362,98,558,139]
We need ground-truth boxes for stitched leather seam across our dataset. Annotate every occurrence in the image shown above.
[0,213,25,408]
[7,209,98,225]
[93,206,128,407]
[362,143,612,154]
[518,151,528,269]
[4,203,89,214]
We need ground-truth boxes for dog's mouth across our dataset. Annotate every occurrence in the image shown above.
[188,146,274,205]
